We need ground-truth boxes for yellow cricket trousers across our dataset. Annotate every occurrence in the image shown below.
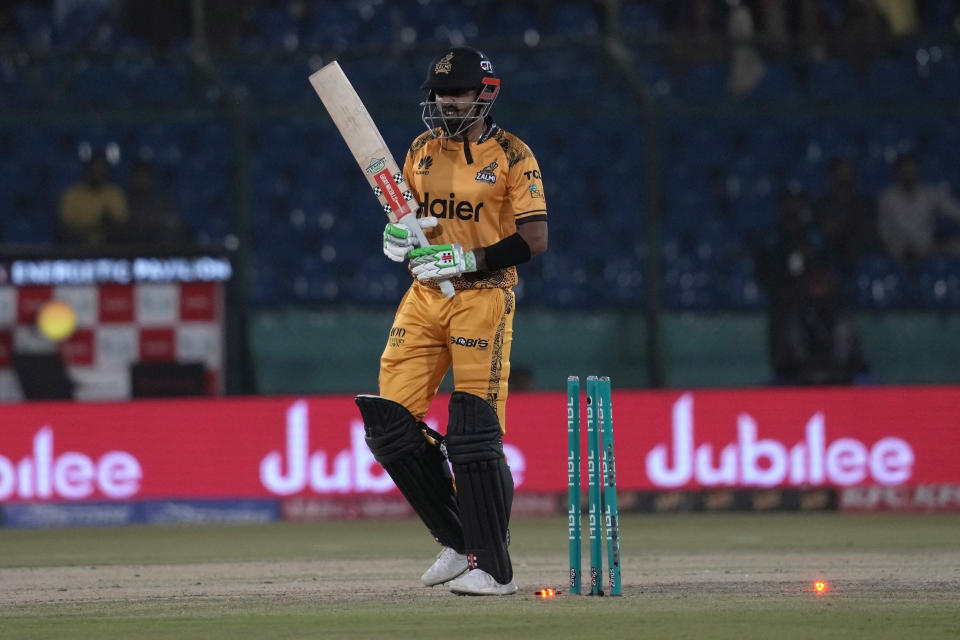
[379,281,515,431]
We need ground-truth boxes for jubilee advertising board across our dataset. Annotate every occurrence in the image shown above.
[0,387,958,514]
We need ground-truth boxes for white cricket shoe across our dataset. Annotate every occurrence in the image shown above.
[421,547,469,586]
[449,568,518,596]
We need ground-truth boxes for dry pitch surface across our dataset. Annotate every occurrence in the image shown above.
[3,551,959,604]
[1,514,959,639]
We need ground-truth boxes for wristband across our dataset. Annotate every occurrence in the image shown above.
[483,233,532,270]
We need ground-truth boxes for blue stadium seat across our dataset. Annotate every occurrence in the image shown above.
[553,2,602,36]
[601,256,645,307]
[920,0,958,29]
[806,60,860,102]
[927,59,960,99]
[490,3,540,38]
[681,62,729,101]
[539,253,591,308]
[852,254,908,309]
[634,60,673,98]
[67,62,136,108]
[747,63,799,102]
[621,1,662,36]
[662,255,718,311]
[2,215,56,245]
[134,123,186,165]
[13,4,53,50]
[912,254,960,309]
[720,257,765,310]
[248,254,295,306]
[0,64,34,108]
[867,58,922,101]
[733,175,777,232]
[302,4,360,50]
[135,61,192,107]
[347,258,407,305]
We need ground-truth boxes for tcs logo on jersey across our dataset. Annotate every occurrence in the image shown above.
[420,192,484,222]
[523,170,545,200]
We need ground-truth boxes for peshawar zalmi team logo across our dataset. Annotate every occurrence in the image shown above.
[434,52,454,75]
[475,160,498,184]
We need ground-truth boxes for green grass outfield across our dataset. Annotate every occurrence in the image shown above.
[1,513,959,639]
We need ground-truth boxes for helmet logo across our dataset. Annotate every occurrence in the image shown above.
[480,60,493,73]
[435,52,454,75]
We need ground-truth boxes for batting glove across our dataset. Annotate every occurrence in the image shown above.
[382,216,439,262]
[409,243,477,282]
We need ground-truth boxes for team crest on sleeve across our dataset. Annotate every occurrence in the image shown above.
[475,161,498,184]
[528,183,544,198]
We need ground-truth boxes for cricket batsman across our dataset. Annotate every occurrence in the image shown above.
[355,46,548,596]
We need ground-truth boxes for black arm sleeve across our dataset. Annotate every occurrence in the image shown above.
[482,233,532,270]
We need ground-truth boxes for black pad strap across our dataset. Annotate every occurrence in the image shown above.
[445,391,514,583]
[356,395,463,551]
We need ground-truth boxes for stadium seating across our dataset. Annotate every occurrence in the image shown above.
[852,254,909,310]
[912,255,960,309]
[2,1,960,310]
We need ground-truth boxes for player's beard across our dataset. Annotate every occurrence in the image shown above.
[421,100,484,139]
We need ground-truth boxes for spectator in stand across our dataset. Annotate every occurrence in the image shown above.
[120,159,190,247]
[873,0,920,38]
[754,187,870,386]
[665,0,727,66]
[758,0,828,60]
[814,155,878,277]
[877,153,960,264]
[727,0,766,96]
[0,4,16,48]
[58,149,128,246]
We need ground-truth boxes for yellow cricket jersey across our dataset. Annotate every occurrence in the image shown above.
[59,183,128,244]
[403,120,547,291]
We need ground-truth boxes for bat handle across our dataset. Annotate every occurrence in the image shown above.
[404,217,456,298]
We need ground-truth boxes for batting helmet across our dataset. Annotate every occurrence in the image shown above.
[420,47,501,138]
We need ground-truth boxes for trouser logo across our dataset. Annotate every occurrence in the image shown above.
[451,336,489,350]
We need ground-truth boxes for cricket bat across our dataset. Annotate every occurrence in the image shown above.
[308,61,456,298]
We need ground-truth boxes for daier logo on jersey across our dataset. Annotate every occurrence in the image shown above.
[420,192,483,222]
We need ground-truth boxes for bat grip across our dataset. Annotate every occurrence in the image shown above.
[404,217,456,298]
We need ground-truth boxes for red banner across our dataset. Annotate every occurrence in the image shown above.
[0,387,958,503]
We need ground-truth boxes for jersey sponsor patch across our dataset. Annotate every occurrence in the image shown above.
[416,156,433,175]
[528,183,544,199]
[475,161,498,184]
[389,326,406,347]
[420,192,484,222]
